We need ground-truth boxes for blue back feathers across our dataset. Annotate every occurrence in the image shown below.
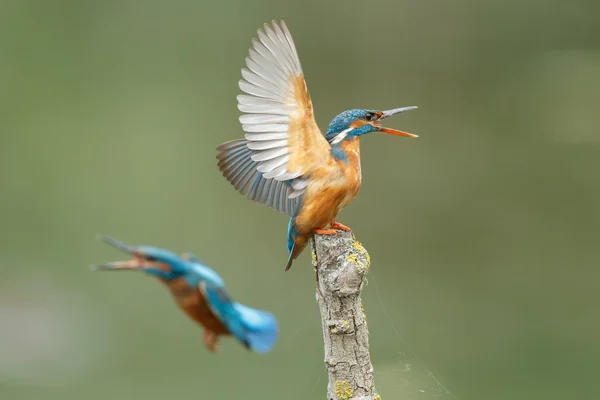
[134,247,224,290]
[286,217,299,254]
[185,259,226,288]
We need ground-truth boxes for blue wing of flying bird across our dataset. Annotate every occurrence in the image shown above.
[199,282,278,353]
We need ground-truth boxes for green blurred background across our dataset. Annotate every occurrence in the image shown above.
[1,0,599,399]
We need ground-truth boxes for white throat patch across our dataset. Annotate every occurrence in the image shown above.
[330,127,354,145]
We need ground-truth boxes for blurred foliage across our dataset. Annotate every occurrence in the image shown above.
[1,0,599,399]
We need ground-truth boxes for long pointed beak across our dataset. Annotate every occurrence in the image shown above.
[377,126,418,138]
[90,259,143,271]
[92,235,144,271]
[374,106,418,138]
[97,235,136,254]
[380,106,418,119]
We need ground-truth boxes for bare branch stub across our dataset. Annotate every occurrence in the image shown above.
[311,230,378,400]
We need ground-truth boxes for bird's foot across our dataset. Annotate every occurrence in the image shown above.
[313,228,337,235]
[331,221,352,232]
[203,330,219,352]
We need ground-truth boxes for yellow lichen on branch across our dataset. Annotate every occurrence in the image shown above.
[334,380,354,400]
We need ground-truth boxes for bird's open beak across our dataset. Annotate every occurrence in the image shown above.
[91,259,144,271]
[91,235,145,271]
[98,235,136,254]
[373,106,418,138]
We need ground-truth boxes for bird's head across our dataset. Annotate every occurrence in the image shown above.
[325,106,418,144]
[91,236,187,280]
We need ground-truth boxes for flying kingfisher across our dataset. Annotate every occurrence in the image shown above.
[217,20,418,271]
[91,236,278,353]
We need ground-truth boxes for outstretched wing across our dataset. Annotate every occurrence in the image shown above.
[199,282,279,354]
[217,139,299,217]
[217,20,330,210]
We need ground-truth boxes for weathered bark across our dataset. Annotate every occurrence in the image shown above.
[311,231,379,400]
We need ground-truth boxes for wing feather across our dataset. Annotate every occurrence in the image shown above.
[246,139,288,151]
[241,68,282,95]
[242,123,288,133]
[217,139,299,217]
[244,132,287,141]
[217,20,329,205]
[239,114,289,125]
[238,21,331,192]
[245,57,287,88]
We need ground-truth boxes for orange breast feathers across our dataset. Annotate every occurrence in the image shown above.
[293,137,363,235]
[165,278,230,335]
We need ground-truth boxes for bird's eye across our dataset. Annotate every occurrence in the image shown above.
[145,256,158,262]
[365,113,373,121]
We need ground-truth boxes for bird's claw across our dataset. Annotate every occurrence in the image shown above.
[313,228,337,235]
[331,222,352,232]
[203,330,219,352]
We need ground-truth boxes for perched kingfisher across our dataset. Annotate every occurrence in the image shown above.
[92,236,278,353]
[217,20,418,271]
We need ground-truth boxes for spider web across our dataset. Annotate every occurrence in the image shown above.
[370,270,458,399]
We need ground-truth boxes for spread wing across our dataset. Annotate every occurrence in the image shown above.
[217,139,299,217]
[217,20,331,212]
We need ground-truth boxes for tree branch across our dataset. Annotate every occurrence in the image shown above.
[311,231,379,400]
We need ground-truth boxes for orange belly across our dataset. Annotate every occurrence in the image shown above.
[165,279,230,336]
[297,137,361,232]
[290,138,362,259]
[295,178,359,233]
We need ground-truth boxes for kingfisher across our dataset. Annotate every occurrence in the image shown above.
[91,236,278,353]
[217,20,418,271]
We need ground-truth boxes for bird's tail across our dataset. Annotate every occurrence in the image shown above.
[201,283,279,353]
[285,216,309,271]
[232,303,279,354]
[284,235,308,271]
